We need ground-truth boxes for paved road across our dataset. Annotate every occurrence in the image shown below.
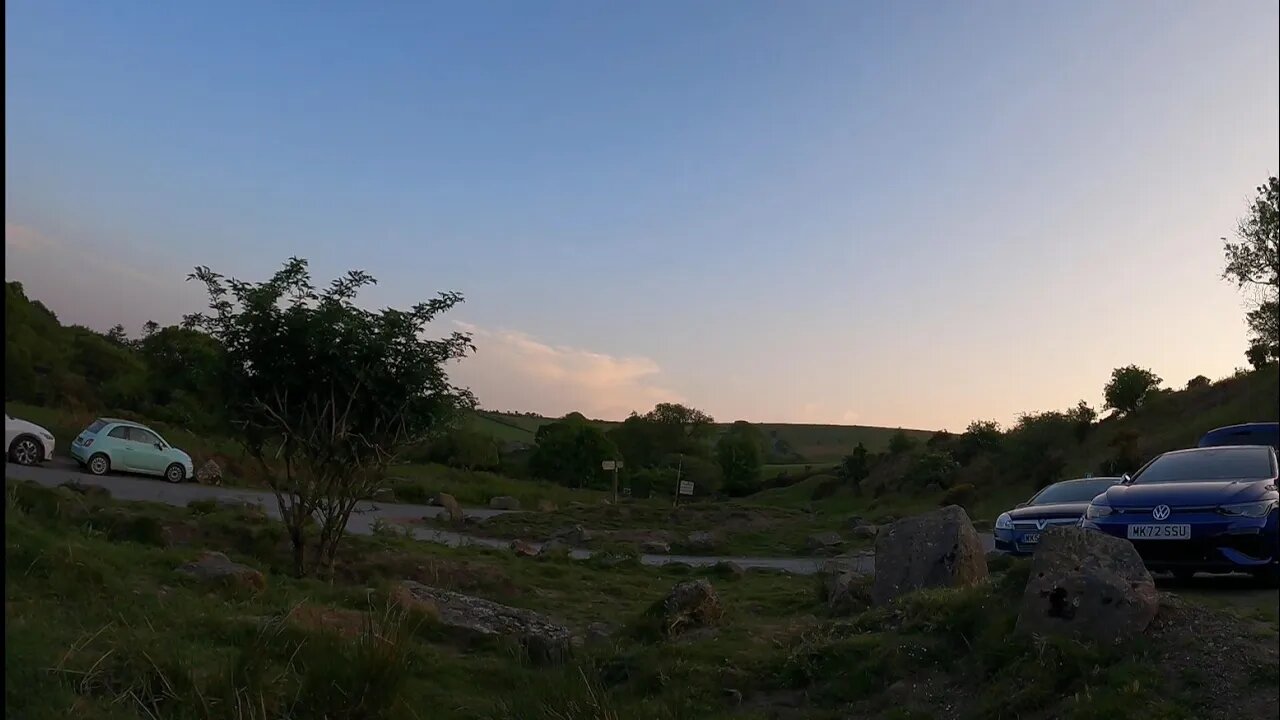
[6,459,992,575]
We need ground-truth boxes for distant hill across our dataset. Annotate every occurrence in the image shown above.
[469,409,934,462]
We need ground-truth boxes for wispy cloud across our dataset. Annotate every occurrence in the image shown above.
[5,222,58,252]
[451,323,684,420]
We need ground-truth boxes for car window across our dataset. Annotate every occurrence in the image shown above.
[107,425,130,439]
[128,427,161,446]
[1030,479,1118,504]
[86,420,107,434]
[1133,447,1276,483]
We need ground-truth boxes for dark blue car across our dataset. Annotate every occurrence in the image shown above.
[1080,445,1279,582]
[994,477,1122,555]
[1198,422,1279,452]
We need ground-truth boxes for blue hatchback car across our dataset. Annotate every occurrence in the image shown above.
[1080,445,1279,582]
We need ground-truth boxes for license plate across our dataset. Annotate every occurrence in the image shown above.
[1020,533,1040,545]
[1126,524,1191,540]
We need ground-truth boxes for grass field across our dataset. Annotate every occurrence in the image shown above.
[7,479,1275,719]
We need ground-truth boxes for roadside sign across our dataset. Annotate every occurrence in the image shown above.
[602,460,618,470]
[678,480,695,496]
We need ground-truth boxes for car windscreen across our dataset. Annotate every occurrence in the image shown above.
[1030,479,1118,504]
[85,420,107,434]
[1132,447,1276,483]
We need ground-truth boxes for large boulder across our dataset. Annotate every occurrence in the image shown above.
[648,579,723,636]
[392,581,572,664]
[872,505,988,605]
[435,493,464,524]
[175,551,265,592]
[1016,526,1158,641]
[489,496,521,511]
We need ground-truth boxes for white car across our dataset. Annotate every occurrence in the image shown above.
[5,413,56,465]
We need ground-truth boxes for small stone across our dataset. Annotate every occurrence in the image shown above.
[511,539,539,557]
[489,496,521,511]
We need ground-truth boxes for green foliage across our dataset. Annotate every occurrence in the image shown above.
[185,258,475,575]
[1223,176,1279,365]
[1003,411,1075,488]
[716,421,765,496]
[940,482,976,509]
[4,281,228,430]
[1103,365,1163,415]
[1066,400,1097,442]
[429,426,501,470]
[1097,428,1144,476]
[837,443,872,490]
[607,403,715,469]
[902,450,960,489]
[1185,375,1211,390]
[887,428,916,456]
[955,420,1003,465]
[528,413,620,489]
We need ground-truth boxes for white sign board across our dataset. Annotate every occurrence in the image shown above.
[602,460,617,471]
[678,480,695,496]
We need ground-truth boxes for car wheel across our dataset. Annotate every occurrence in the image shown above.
[87,453,111,476]
[164,463,185,484]
[8,435,42,466]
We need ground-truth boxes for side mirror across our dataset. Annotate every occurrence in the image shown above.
[1121,473,1132,484]
[155,442,164,451]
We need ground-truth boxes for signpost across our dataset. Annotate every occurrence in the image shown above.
[602,460,623,503]
[678,481,695,496]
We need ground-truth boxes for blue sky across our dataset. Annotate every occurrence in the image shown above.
[6,1,1279,429]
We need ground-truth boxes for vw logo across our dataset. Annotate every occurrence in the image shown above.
[1035,519,1048,530]
[1152,505,1171,521]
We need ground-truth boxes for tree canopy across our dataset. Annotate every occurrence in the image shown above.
[1223,176,1279,366]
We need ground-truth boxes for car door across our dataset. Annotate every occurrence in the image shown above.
[104,425,137,470]
[126,427,168,474]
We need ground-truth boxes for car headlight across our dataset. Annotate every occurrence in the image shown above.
[995,513,1014,530]
[1217,500,1278,518]
[1085,502,1112,519]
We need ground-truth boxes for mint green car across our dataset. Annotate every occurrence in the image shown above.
[69,417,195,483]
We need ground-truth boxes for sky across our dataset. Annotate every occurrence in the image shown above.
[5,1,1279,431]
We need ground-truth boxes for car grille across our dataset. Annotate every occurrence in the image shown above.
[1112,506,1216,517]
[1011,518,1080,530]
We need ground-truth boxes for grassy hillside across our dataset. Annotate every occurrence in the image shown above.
[473,410,934,462]
[1064,368,1279,476]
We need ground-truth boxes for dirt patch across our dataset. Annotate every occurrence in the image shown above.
[1147,593,1279,719]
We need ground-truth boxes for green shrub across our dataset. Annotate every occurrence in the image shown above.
[939,483,976,509]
